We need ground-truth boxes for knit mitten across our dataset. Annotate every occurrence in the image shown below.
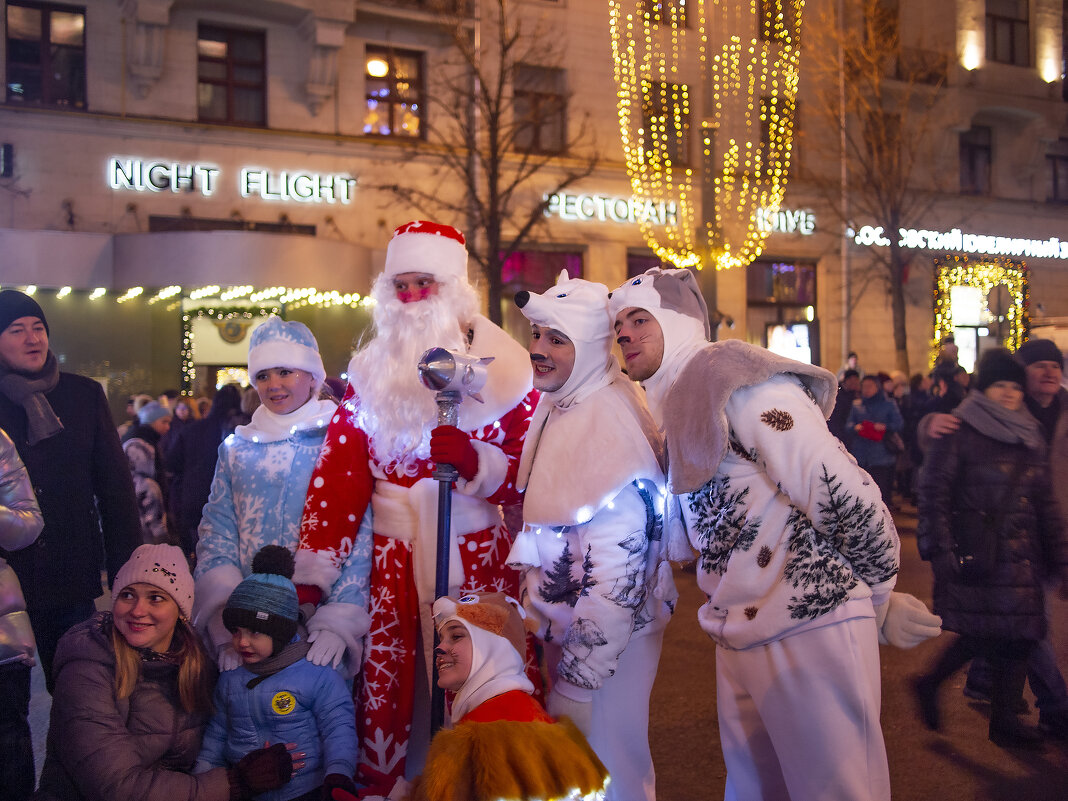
[321,773,358,800]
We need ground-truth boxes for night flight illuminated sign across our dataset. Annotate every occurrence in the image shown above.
[107,157,357,204]
[853,224,1068,260]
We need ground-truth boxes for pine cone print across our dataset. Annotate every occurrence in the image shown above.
[757,545,772,568]
[744,606,758,620]
[760,408,794,431]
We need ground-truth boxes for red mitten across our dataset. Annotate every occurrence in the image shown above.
[296,584,323,607]
[430,425,479,481]
[857,420,885,442]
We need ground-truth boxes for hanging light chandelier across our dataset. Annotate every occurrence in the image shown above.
[609,1,804,271]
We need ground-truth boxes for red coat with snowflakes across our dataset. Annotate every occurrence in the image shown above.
[296,314,539,795]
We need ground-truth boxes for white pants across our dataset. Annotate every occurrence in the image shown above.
[717,617,890,801]
[547,628,664,801]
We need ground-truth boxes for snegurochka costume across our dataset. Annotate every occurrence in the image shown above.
[408,593,608,801]
[508,274,673,801]
[296,222,538,794]
[609,268,940,801]
[194,316,373,680]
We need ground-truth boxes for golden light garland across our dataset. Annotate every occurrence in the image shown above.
[609,1,803,270]
[931,255,1030,366]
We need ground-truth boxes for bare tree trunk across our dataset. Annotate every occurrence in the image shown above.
[888,243,910,374]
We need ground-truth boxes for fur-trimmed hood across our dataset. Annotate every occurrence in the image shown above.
[662,340,837,494]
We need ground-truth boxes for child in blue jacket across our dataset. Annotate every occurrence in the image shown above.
[195,545,357,801]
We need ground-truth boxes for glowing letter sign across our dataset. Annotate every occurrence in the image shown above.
[108,158,220,196]
[853,225,1068,260]
[107,157,357,205]
[240,168,356,204]
[543,192,679,226]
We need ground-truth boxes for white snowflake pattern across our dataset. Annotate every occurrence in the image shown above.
[360,727,407,776]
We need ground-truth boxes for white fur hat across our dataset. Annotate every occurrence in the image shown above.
[383,220,468,282]
[247,315,326,387]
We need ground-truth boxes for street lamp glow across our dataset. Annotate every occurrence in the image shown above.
[366,57,389,78]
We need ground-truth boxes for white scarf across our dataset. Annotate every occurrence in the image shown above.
[235,398,337,443]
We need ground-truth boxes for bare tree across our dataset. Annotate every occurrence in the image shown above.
[373,0,598,324]
[801,0,951,373]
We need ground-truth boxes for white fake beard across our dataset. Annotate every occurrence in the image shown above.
[349,274,478,469]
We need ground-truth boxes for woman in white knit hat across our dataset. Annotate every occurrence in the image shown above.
[193,316,372,680]
[36,543,295,801]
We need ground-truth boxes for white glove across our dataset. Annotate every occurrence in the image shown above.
[875,592,942,648]
[306,629,348,669]
[216,643,243,671]
[546,687,593,736]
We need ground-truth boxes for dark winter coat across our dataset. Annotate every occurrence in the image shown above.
[166,414,237,552]
[846,388,904,468]
[917,422,1068,641]
[35,612,230,801]
[0,372,141,609]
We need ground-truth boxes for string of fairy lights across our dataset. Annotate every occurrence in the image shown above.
[932,255,1030,363]
[609,0,803,271]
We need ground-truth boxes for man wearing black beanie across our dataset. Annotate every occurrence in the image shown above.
[0,290,140,800]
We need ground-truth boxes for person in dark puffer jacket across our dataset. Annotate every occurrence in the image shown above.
[913,348,1068,748]
[35,544,294,801]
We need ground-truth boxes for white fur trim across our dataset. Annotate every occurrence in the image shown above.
[247,339,326,386]
[384,230,467,282]
[192,564,244,655]
[292,548,342,596]
[456,315,534,432]
[455,438,510,498]
[306,601,371,679]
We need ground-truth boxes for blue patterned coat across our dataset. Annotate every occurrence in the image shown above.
[193,403,373,674]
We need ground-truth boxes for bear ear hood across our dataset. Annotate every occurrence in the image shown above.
[515,270,612,345]
[514,272,615,409]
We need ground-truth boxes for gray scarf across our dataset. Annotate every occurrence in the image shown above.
[0,351,64,445]
[244,638,312,689]
[954,390,1045,453]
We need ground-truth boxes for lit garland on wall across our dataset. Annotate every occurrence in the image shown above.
[932,255,1030,365]
[609,1,803,270]
[180,306,280,392]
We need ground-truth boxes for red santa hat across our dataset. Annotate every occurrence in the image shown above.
[383,220,469,282]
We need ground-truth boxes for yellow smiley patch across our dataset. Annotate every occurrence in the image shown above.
[271,691,296,715]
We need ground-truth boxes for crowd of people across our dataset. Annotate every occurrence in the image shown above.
[830,339,1068,746]
[0,221,1064,801]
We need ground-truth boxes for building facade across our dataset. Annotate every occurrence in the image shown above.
[1,0,1066,411]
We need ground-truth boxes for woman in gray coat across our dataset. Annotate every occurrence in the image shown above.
[35,544,295,801]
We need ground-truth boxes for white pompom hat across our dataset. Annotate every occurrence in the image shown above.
[247,315,326,387]
[383,220,468,282]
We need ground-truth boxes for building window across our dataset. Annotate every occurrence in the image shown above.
[197,25,266,126]
[514,65,566,154]
[500,249,583,340]
[5,2,85,108]
[1048,141,1068,203]
[760,0,800,42]
[642,80,690,166]
[960,126,992,195]
[627,251,672,278]
[364,46,425,138]
[640,1,687,27]
[986,0,1030,67]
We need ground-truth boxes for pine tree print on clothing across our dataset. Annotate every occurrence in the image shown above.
[780,463,897,620]
[538,536,582,607]
[814,463,897,585]
[687,476,761,576]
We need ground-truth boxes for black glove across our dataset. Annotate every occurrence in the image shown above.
[322,773,358,801]
[228,743,293,800]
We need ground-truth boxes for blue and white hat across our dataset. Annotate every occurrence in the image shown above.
[247,316,326,387]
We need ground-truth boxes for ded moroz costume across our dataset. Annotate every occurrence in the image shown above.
[608,268,941,801]
[507,273,673,801]
[296,221,539,793]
